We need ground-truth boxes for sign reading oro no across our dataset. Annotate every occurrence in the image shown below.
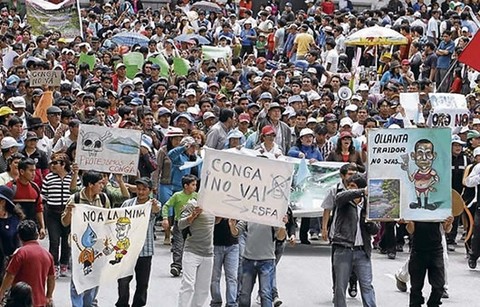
[198,148,294,227]
[30,70,62,87]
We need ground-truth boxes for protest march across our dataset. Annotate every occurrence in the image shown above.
[0,0,479,306]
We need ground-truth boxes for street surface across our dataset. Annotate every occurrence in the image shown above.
[47,232,480,307]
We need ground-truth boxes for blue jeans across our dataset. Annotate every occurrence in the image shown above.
[239,258,275,307]
[70,282,99,307]
[210,244,239,307]
[333,245,376,307]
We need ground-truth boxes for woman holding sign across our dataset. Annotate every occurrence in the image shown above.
[288,128,323,245]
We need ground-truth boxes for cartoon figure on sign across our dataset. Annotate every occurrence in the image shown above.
[401,139,440,210]
[73,224,102,275]
[109,217,131,265]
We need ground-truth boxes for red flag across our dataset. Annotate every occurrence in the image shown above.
[458,31,480,71]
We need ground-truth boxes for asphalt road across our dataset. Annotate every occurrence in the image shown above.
[48,232,480,307]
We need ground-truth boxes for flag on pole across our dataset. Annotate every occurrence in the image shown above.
[458,32,480,71]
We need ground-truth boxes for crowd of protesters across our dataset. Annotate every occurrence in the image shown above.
[0,0,476,306]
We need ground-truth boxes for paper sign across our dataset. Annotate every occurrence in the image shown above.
[198,148,294,227]
[202,45,229,60]
[400,93,420,123]
[3,50,18,70]
[71,203,151,293]
[367,128,452,221]
[29,70,62,87]
[428,93,469,128]
[26,0,82,39]
[76,125,142,176]
[173,57,189,76]
[78,52,96,71]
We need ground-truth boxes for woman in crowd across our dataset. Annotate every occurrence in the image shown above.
[41,152,80,277]
[327,131,365,172]
[0,153,23,185]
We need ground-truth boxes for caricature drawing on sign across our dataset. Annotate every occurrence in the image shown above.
[73,224,102,275]
[401,139,440,210]
[80,131,112,153]
[106,217,131,265]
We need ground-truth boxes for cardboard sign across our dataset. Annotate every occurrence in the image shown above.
[71,203,151,293]
[76,125,142,176]
[198,148,294,227]
[367,128,452,221]
[428,93,469,128]
[29,70,62,87]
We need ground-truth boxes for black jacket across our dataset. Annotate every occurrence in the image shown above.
[332,189,379,258]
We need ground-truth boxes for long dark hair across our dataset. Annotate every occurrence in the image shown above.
[5,282,33,307]
[335,135,355,155]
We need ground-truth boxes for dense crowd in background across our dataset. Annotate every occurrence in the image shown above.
[0,0,475,306]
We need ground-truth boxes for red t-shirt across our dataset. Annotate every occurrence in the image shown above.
[7,180,43,221]
[322,1,335,15]
[7,241,55,306]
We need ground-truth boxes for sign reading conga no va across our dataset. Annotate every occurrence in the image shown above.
[198,148,294,227]
[30,70,62,87]
[76,125,142,176]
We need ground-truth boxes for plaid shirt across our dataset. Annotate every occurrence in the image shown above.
[121,197,159,257]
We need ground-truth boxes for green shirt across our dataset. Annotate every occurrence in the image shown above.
[162,191,198,221]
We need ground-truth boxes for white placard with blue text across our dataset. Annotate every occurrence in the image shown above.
[76,125,142,176]
[198,148,294,227]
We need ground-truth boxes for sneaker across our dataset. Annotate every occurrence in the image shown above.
[310,233,319,240]
[273,296,283,306]
[170,267,181,277]
[442,290,449,299]
[468,256,477,269]
[447,244,455,252]
[60,265,69,277]
[387,252,396,260]
[54,266,60,279]
[395,275,407,292]
[348,281,357,298]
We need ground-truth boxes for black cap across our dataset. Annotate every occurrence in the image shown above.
[135,177,153,189]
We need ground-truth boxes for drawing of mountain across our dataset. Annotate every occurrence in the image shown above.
[105,137,140,154]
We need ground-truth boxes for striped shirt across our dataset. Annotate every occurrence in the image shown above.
[41,172,81,213]
[121,197,159,257]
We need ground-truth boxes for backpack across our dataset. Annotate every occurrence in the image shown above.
[74,191,108,207]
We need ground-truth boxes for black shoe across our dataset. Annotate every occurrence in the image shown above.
[170,267,181,277]
[300,240,311,245]
[396,244,404,252]
[425,203,439,210]
[442,290,449,299]
[379,248,387,254]
[409,202,421,209]
[468,257,477,269]
[387,252,396,260]
[348,281,357,298]
[395,275,407,292]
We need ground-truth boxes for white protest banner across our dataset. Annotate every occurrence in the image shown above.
[400,92,420,123]
[76,125,141,176]
[3,50,18,71]
[198,148,294,227]
[367,128,452,222]
[428,93,469,128]
[29,70,62,87]
[71,203,151,293]
[26,0,82,40]
[202,45,229,60]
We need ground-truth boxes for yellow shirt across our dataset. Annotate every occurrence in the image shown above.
[294,33,314,57]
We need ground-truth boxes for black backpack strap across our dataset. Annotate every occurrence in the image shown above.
[99,193,107,207]
[74,192,80,204]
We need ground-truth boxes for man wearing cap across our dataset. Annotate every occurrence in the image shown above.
[258,103,291,155]
[116,177,161,307]
[329,117,363,153]
[284,23,298,61]
[28,117,52,159]
[281,2,295,22]
[21,131,49,188]
[113,63,131,93]
[45,106,68,143]
[9,97,30,131]
[52,119,80,154]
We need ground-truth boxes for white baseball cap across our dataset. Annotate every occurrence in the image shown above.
[340,117,354,127]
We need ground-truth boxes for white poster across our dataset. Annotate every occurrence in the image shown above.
[428,93,469,128]
[400,92,420,123]
[71,203,151,293]
[198,148,294,227]
[76,125,141,176]
[30,70,62,87]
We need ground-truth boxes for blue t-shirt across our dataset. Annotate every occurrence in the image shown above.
[436,40,454,69]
